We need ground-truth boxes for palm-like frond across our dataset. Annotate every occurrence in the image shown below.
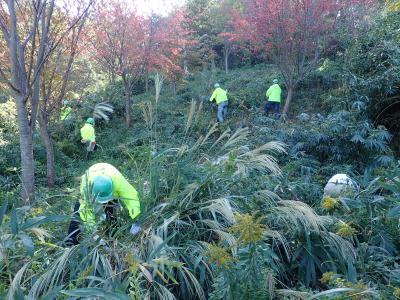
[222,127,249,149]
[7,263,29,300]
[93,102,114,122]
[28,247,77,299]
[233,141,287,176]
[270,200,328,234]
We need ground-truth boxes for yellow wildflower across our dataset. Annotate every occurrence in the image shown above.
[336,222,357,238]
[125,252,139,272]
[30,207,44,216]
[322,196,340,211]
[229,213,267,244]
[393,287,400,298]
[205,244,234,269]
[320,271,335,284]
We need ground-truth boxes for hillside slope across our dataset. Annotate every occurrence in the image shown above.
[0,66,399,299]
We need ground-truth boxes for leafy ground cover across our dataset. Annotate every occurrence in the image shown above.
[0,63,399,299]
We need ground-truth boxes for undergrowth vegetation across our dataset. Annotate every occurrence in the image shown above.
[0,7,400,300]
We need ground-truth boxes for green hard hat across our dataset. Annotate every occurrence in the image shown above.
[86,117,94,124]
[273,79,279,84]
[92,175,114,203]
[214,83,220,88]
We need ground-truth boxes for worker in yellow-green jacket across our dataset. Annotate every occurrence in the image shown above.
[80,118,96,157]
[210,83,228,123]
[66,163,141,245]
[60,100,72,121]
[264,79,282,118]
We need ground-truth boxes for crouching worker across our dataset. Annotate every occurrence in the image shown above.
[80,118,96,159]
[66,163,141,245]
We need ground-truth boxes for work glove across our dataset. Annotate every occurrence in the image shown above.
[130,223,141,236]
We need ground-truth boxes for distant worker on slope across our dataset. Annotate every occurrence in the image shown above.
[264,79,282,119]
[80,118,96,158]
[210,83,229,123]
[66,163,141,245]
[60,100,72,121]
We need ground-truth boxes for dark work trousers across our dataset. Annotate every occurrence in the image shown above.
[66,200,117,246]
[264,101,281,118]
[85,142,97,160]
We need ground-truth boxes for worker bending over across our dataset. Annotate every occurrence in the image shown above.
[80,118,96,158]
[67,163,141,245]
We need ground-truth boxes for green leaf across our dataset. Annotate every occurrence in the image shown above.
[0,199,8,226]
[347,259,357,283]
[10,206,18,234]
[21,215,68,230]
[61,288,131,300]
[38,286,64,300]
[306,288,356,299]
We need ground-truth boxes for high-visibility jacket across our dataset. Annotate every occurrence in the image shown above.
[60,106,72,120]
[80,123,96,142]
[210,87,228,104]
[79,163,141,225]
[266,84,282,102]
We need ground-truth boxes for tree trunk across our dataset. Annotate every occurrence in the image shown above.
[125,93,131,128]
[123,81,131,128]
[145,71,149,92]
[183,47,189,77]
[282,86,294,117]
[39,109,55,187]
[224,48,229,74]
[211,57,216,72]
[15,95,35,201]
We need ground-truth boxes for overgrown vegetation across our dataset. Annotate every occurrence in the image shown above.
[0,1,400,300]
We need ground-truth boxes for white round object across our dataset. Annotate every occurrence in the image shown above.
[324,174,355,197]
